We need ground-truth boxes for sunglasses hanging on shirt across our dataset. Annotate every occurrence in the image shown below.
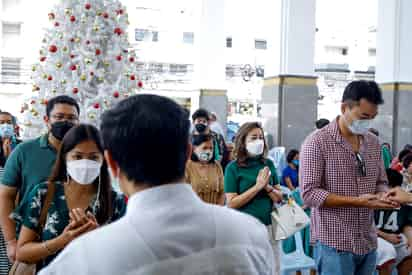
[355,153,366,177]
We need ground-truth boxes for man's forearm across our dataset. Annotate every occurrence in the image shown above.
[323,193,364,208]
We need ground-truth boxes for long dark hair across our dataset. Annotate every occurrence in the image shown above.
[234,122,268,167]
[49,124,113,224]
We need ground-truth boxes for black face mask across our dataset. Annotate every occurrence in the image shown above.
[195,123,207,133]
[51,121,75,140]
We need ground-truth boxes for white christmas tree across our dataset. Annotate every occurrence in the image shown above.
[21,0,143,139]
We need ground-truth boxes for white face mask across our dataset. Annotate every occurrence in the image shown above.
[67,159,102,185]
[246,139,264,157]
[195,150,213,162]
[343,115,372,135]
[348,119,372,135]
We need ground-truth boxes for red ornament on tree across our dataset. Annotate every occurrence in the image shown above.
[130,75,136,81]
[116,55,122,61]
[70,38,75,43]
[114,27,123,36]
[137,81,143,88]
[95,49,101,55]
[103,12,109,19]
[85,3,91,10]
[90,72,94,76]
[70,54,75,59]
[40,57,47,62]
[86,40,91,45]
[70,15,76,22]
[54,22,60,27]
[72,87,79,94]
[129,57,135,63]
[47,75,53,81]
[49,45,58,53]
[70,64,77,71]
[93,103,100,109]
[116,9,124,15]
[113,91,120,98]
[30,100,36,105]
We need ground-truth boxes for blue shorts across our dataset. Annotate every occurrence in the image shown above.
[314,242,377,275]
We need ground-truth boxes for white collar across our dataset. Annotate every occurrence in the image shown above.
[126,183,202,213]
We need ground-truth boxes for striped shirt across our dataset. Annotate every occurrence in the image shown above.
[300,118,388,255]
[0,166,11,274]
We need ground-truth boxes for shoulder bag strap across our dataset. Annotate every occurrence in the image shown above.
[37,182,56,236]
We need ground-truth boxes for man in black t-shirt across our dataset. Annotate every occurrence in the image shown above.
[375,169,412,274]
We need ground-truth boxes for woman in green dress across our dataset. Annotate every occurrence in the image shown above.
[224,122,283,273]
[12,124,126,271]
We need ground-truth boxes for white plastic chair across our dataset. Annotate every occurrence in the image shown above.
[280,229,316,275]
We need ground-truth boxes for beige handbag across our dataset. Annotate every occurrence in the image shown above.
[9,182,55,275]
[271,198,310,241]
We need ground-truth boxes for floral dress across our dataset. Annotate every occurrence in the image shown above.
[11,182,127,270]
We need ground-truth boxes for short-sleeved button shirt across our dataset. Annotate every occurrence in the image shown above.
[1,135,56,204]
[224,158,279,225]
[11,182,127,269]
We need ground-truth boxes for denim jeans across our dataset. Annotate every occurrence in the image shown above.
[314,242,377,275]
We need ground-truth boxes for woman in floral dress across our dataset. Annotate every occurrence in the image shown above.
[12,124,126,271]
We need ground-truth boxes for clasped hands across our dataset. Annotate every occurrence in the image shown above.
[61,208,99,243]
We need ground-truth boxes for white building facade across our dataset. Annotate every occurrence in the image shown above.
[0,0,378,125]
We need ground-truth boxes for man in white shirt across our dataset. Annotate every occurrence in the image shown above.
[39,94,275,275]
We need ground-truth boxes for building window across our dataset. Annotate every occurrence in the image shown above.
[135,29,145,41]
[225,65,235,78]
[255,39,267,50]
[226,37,232,48]
[2,0,22,13]
[183,32,194,44]
[1,57,21,84]
[149,63,163,73]
[368,48,376,57]
[342,48,348,56]
[152,31,159,42]
[170,64,188,74]
[256,66,265,78]
[2,22,21,49]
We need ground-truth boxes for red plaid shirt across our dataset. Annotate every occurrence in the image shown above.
[300,118,388,255]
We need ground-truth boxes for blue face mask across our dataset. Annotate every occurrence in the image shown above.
[0,123,15,139]
[292,160,299,167]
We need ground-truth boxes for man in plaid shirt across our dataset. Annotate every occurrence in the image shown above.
[301,80,399,275]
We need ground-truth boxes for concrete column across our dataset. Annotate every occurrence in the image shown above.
[261,0,318,151]
[194,0,227,136]
[375,0,412,153]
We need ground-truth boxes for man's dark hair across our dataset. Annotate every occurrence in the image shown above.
[342,80,384,106]
[286,149,299,164]
[386,169,403,188]
[404,144,412,151]
[101,94,190,186]
[192,109,210,122]
[46,95,80,117]
[316,118,330,129]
